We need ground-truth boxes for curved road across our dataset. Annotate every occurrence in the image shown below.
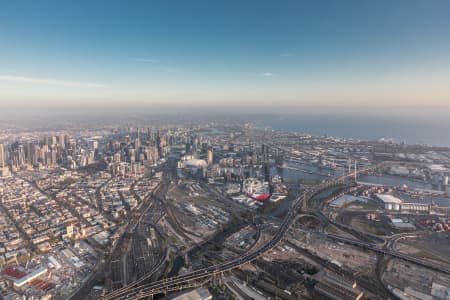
[104,167,448,299]
[103,175,353,299]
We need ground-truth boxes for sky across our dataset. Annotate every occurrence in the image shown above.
[1,0,450,114]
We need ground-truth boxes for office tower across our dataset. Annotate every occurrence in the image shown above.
[17,144,25,166]
[25,142,33,165]
[264,162,270,182]
[59,133,65,149]
[90,140,99,151]
[135,137,141,150]
[185,143,192,155]
[147,128,153,143]
[32,144,40,166]
[156,130,162,157]
[0,143,5,168]
[207,147,213,166]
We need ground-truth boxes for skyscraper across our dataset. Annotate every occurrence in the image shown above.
[59,133,65,149]
[25,142,33,166]
[156,130,162,158]
[136,128,141,150]
[147,128,153,144]
[207,147,213,166]
[0,143,5,168]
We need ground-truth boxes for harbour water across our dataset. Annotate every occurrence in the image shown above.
[279,161,450,207]
[262,114,450,147]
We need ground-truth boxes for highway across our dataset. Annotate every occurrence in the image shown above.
[102,174,354,299]
[324,233,450,275]
[103,166,448,299]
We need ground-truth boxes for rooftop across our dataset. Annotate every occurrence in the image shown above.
[375,194,403,204]
[171,287,212,300]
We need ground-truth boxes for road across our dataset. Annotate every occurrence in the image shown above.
[103,164,449,299]
[102,174,356,299]
[324,233,450,275]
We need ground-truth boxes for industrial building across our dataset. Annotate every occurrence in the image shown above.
[388,217,416,231]
[171,287,212,300]
[13,266,47,288]
[399,202,430,213]
[375,194,430,213]
[329,195,368,208]
[375,194,403,210]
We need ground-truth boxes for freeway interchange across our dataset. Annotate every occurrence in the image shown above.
[102,174,355,299]
[103,168,449,300]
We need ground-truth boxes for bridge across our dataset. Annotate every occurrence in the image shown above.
[102,173,355,299]
[103,166,446,299]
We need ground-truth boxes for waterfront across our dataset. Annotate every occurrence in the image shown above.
[280,162,450,208]
[263,114,450,147]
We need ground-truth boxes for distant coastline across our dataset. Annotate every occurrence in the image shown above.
[260,115,450,147]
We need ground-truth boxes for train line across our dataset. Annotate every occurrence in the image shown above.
[102,175,353,299]
[103,167,448,299]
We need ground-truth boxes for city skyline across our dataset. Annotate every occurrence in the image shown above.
[1,0,450,112]
[2,3,450,299]
[1,119,450,300]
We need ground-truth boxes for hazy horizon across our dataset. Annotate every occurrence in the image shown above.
[1,3,450,298]
[1,106,449,147]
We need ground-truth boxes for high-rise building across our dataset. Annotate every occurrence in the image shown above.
[129,148,136,162]
[135,138,141,152]
[16,144,25,166]
[0,143,5,168]
[156,130,162,157]
[59,133,65,149]
[90,140,99,151]
[25,142,33,165]
[207,147,213,166]
[49,146,57,166]
[88,151,95,163]
[147,128,153,143]
[32,144,40,166]
[185,143,192,155]
[113,152,121,163]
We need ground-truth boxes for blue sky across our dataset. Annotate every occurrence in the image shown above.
[1,0,450,112]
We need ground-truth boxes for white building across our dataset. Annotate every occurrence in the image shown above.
[375,194,402,211]
[13,266,47,287]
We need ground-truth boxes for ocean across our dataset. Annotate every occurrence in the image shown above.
[261,114,450,147]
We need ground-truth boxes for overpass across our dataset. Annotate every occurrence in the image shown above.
[324,233,450,275]
[104,166,446,299]
[102,173,356,299]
